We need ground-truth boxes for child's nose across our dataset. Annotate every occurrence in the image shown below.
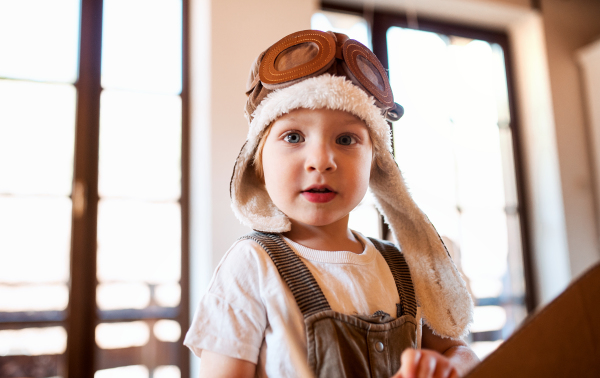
[305,143,337,173]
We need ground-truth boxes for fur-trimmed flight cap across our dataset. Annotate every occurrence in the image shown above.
[231,30,473,340]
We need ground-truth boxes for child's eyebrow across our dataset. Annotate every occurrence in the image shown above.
[344,118,367,125]
[276,116,300,126]
[337,118,368,128]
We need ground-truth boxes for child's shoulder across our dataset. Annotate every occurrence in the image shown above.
[206,236,279,294]
[212,234,281,278]
[220,236,270,265]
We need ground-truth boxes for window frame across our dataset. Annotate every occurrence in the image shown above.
[69,0,190,376]
[0,1,191,377]
[321,1,537,314]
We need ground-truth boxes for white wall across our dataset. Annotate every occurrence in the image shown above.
[578,38,600,272]
[507,13,571,305]
[189,0,317,375]
[540,0,600,281]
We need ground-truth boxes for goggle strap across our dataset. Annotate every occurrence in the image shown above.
[246,73,261,95]
[333,32,349,60]
[335,45,344,60]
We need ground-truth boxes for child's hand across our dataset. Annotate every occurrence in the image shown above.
[391,348,460,378]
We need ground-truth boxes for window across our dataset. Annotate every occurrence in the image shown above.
[0,1,189,377]
[314,6,533,359]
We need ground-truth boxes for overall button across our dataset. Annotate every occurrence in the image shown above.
[375,341,384,352]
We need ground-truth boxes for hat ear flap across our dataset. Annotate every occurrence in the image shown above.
[230,139,291,233]
[370,152,474,340]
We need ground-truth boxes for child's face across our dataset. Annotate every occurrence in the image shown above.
[261,108,373,228]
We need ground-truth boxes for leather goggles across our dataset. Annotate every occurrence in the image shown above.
[245,30,404,122]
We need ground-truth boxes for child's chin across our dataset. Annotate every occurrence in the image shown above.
[293,213,349,228]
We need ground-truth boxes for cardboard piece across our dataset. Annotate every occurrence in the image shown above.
[466,262,600,377]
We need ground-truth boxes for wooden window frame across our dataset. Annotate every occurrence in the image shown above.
[0,1,190,377]
[69,0,191,376]
[321,1,537,314]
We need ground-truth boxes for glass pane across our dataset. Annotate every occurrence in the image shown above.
[0,0,80,83]
[0,326,67,356]
[96,322,150,350]
[153,320,180,343]
[499,127,519,208]
[311,10,370,48]
[102,0,182,94]
[446,40,499,126]
[0,196,71,284]
[155,283,181,308]
[95,365,149,378]
[470,340,503,360]
[154,366,181,378]
[0,80,77,196]
[95,320,181,373]
[348,190,381,239]
[492,43,511,127]
[97,200,181,283]
[461,209,509,295]
[98,90,182,201]
[471,305,507,333]
[97,283,151,310]
[506,212,526,300]
[453,119,505,210]
[0,284,69,312]
[387,28,449,123]
[0,326,67,376]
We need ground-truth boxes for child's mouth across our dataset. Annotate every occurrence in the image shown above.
[302,187,336,203]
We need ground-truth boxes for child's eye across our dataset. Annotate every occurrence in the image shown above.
[284,132,304,144]
[336,134,356,146]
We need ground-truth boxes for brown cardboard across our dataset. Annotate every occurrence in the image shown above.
[466,262,600,378]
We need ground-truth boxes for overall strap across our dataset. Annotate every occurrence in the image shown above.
[241,231,331,317]
[368,237,418,319]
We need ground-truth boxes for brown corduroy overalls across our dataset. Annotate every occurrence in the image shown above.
[243,232,419,378]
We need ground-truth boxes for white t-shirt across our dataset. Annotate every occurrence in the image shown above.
[184,232,420,378]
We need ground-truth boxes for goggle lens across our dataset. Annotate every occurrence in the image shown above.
[356,54,386,93]
[342,39,394,108]
[259,31,336,86]
[273,42,320,71]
